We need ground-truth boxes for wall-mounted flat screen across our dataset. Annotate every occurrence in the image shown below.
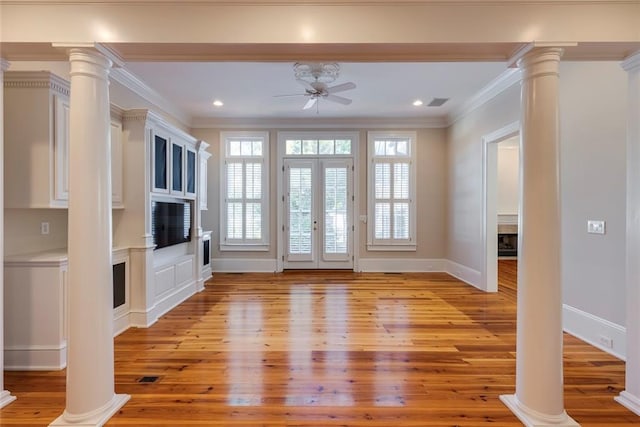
[152,200,191,249]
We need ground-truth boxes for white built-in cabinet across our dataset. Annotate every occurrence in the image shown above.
[3,71,123,209]
[151,129,197,200]
[198,141,211,211]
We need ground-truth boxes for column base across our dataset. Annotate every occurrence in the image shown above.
[615,390,640,416]
[0,390,17,408]
[49,393,130,427]
[500,394,580,427]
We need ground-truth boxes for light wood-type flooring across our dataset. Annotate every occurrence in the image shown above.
[1,260,637,426]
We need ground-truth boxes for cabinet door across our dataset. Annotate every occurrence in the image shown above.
[53,95,70,204]
[152,134,169,193]
[171,143,184,195]
[199,156,208,210]
[111,120,123,207]
[185,147,197,198]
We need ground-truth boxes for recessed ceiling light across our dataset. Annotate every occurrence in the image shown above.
[213,100,224,107]
[412,99,423,107]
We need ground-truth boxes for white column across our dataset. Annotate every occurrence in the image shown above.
[615,50,640,416]
[50,47,129,427]
[499,47,579,426]
[0,58,17,409]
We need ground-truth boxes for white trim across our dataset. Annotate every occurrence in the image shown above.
[4,343,67,371]
[447,69,522,125]
[498,214,518,225]
[622,50,640,72]
[615,391,640,416]
[358,258,446,273]
[113,312,131,337]
[50,394,130,427]
[563,304,626,360]
[0,390,16,409]
[212,258,277,273]
[500,394,580,427]
[444,260,483,290]
[110,67,191,128]
[192,116,447,129]
[129,279,198,328]
[482,122,520,293]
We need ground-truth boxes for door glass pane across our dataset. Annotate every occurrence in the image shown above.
[187,150,196,194]
[172,144,183,192]
[154,136,167,189]
[324,167,348,254]
[289,167,312,254]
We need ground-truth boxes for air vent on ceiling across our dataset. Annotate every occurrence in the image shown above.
[427,98,449,107]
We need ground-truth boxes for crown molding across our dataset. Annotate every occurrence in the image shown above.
[446,68,521,126]
[622,50,640,72]
[122,108,198,142]
[2,0,637,4]
[190,116,448,129]
[4,70,70,96]
[109,67,192,129]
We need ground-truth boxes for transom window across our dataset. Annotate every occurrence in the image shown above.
[285,138,352,156]
[220,131,269,250]
[367,131,416,251]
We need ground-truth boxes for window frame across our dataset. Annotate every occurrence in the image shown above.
[220,131,270,251]
[367,131,417,251]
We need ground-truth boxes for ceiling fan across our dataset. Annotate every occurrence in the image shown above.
[275,63,357,112]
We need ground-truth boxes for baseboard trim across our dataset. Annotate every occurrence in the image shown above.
[0,390,17,408]
[151,279,198,322]
[358,258,446,272]
[563,304,626,360]
[212,258,277,273]
[615,390,640,416]
[4,344,67,371]
[444,260,483,290]
[113,312,131,337]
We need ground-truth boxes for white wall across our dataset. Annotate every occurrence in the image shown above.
[446,61,628,333]
[497,139,519,216]
[4,209,68,256]
[559,61,627,326]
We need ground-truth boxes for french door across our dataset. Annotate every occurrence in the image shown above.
[284,158,354,269]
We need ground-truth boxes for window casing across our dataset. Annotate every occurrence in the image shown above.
[220,131,269,250]
[367,131,416,251]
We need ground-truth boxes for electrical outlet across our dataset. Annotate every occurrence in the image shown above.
[40,222,50,235]
[598,335,613,349]
[587,220,605,235]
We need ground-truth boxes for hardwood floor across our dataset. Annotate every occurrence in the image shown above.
[2,262,637,426]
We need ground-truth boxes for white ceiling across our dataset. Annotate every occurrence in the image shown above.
[125,61,508,121]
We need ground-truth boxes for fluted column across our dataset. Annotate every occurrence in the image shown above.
[50,47,129,426]
[499,47,579,426]
[0,58,17,409]
[615,50,640,416]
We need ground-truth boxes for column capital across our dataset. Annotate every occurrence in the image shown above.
[507,42,575,68]
[52,43,124,67]
[516,47,565,81]
[622,50,640,73]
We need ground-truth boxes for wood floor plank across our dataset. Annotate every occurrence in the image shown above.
[1,263,638,426]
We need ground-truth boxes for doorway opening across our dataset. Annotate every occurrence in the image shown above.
[482,122,520,292]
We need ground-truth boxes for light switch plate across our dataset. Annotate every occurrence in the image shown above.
[587,220,605,235]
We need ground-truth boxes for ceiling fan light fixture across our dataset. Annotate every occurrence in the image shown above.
[212,99,224,107]
[293,62,340,84]
[412,99,424,106]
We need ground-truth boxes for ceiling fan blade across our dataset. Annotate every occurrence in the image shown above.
[325,94,352,105]
[303,97,317,110]
[326,82,356,94]
[296,79,316,92]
